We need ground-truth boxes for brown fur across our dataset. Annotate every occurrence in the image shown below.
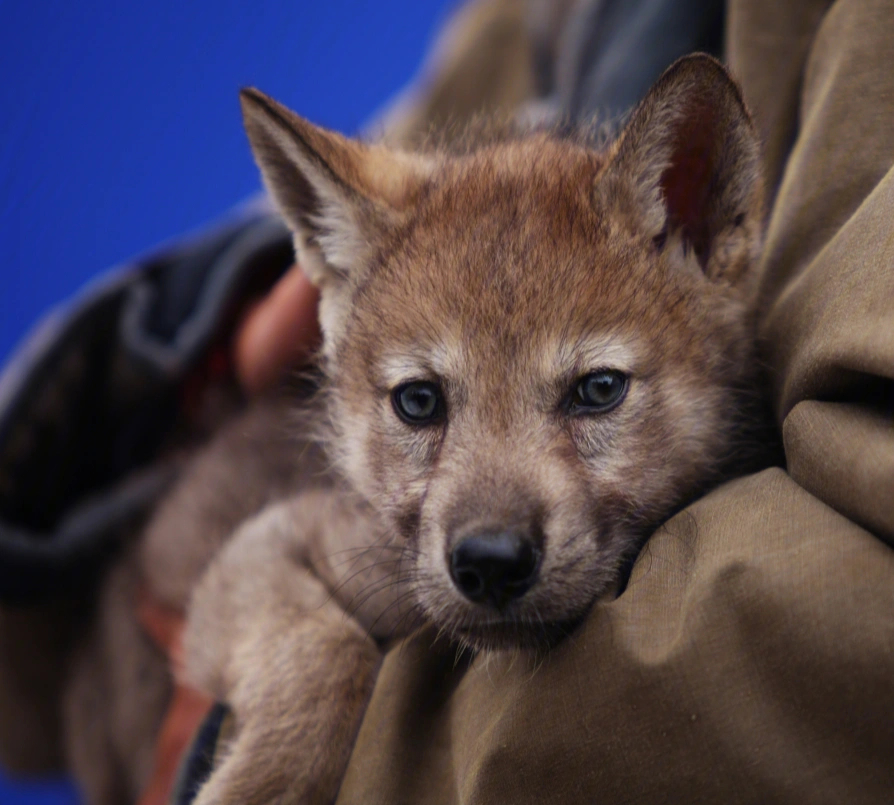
[68,55,768,804]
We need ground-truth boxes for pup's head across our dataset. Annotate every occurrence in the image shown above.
[242,55,764,650]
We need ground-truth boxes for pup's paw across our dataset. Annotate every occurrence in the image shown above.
[188,622,380,805]
[182,502,383,805]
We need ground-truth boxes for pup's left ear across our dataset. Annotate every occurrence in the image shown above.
[598,54,764,280]
[240,88,435,357]
[240,87,433,285]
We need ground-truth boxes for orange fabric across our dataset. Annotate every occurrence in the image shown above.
[136,597,213,805]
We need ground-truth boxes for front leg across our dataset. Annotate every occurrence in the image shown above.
[184,494,395,805]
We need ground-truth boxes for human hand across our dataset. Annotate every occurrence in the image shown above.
[234,264,320,394]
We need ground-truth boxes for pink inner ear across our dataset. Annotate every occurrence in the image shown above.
[659,99,718,265]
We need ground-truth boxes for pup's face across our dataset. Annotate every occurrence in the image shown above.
[242,56,764,649]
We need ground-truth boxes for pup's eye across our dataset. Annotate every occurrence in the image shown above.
[392,381,444,425]
[570,370,628,412]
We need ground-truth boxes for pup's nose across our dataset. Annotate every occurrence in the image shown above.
[450,531,540,607]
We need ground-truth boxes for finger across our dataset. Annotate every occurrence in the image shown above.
[136,683,215,805]
[137,592,185,660]
[235,265,321,394]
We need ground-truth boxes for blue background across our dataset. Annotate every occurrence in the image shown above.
[0,0,455,363]
[0,2,455,802]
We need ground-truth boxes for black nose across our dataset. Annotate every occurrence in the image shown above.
[450,531,540,607]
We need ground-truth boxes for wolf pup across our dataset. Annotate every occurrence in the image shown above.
[133,54,766,805]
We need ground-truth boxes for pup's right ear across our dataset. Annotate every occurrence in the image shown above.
[597,55,764,282]
[240,88,433,320]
